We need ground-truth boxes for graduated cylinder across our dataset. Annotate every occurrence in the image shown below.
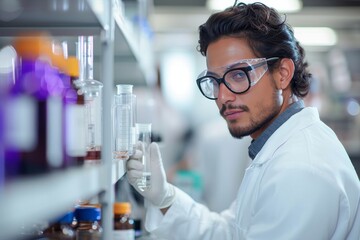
[113,84,135,160]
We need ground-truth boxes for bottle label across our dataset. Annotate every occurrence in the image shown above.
[5,96,37,150]
[47,96,63,168]
[66,104,86,156]
[113,229,135,240]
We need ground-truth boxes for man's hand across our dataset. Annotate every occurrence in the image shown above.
[126,142,176,209]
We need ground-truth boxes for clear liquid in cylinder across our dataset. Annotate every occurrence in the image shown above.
[137,172,151,191]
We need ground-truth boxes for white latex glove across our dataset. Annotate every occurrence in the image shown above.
[126,142,176,209]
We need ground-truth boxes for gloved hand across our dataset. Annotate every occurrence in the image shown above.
[126,142,176,209]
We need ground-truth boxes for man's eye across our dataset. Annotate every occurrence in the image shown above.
[228,70,247,81]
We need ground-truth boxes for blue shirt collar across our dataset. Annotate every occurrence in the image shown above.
[248,100,305,160]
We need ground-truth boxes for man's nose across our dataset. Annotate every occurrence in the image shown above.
[217,83,236,104]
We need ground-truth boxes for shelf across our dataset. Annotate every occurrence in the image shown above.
[0,0,153,86]
[0,0,149,238]
[0,165,103,239]
[0,0,109,36]
[0,160,126,239]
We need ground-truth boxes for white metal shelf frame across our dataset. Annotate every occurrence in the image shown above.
[99,0,114,237]
[0,0,147,239]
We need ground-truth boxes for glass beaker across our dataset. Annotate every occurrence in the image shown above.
[135,123,152,191]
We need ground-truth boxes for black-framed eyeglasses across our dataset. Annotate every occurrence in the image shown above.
[196,57,279,100]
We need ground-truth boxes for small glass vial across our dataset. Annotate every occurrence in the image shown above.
[75,206,102,240]
[135,123,152,191]
[42,211,75,239]
[113,84,134,160]
[113,202,135,240]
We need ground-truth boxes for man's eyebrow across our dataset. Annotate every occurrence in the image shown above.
[206,61,251,77]
[227,61,248,69]
[205,70,220,77]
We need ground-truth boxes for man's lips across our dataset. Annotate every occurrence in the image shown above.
[223,109,245,120]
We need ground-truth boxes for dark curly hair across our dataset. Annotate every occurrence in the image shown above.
[198,2,311,97]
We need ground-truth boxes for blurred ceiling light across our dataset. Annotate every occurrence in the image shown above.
[207,0,302,12]
[294,27,337,46]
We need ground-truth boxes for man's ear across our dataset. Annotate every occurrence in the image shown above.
[274,58,295,90]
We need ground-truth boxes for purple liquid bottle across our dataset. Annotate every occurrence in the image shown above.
[5,33,65,176]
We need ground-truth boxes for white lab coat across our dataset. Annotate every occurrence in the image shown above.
[145,107,360,240]
[191,119,252,212]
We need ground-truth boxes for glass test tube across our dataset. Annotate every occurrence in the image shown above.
[135,123,152,191]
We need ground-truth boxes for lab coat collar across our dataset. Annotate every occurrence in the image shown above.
[248,101,305,160]
[251,107,320,166]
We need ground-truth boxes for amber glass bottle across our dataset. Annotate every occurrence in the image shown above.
[113,202,135,240]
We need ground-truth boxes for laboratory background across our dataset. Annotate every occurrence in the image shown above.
[0,0,359,239]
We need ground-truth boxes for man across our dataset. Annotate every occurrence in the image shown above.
[127,2,360,239]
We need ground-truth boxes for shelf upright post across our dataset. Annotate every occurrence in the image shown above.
[99,0,115,238]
